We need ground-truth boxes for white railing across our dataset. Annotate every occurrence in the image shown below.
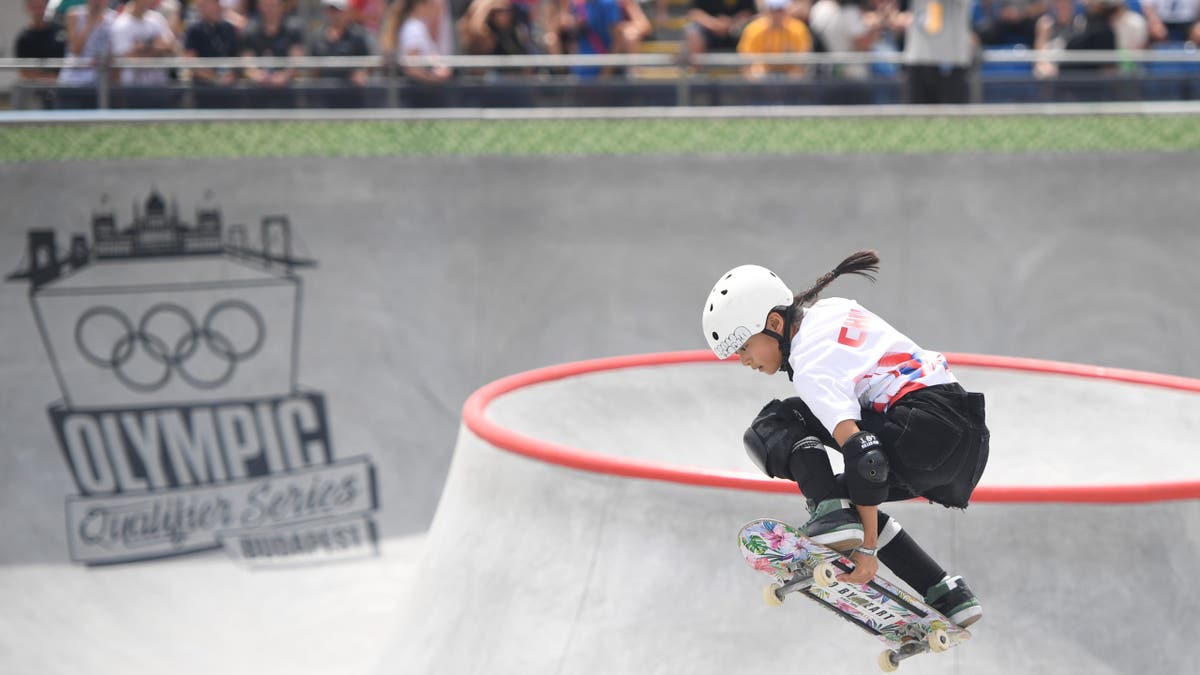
[3,48,1199,71]
[3,49,1198,109]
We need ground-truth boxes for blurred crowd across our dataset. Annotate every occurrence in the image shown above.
[13,0,1200,104]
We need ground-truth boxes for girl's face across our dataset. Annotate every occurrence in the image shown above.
[737,332,784,375]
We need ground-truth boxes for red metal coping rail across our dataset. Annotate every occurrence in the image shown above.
[461,350,1200,503]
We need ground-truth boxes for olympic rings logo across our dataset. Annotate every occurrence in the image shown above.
[74,301,266,393]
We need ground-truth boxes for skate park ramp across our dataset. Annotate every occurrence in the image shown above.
[2,145,1200,675]
[385,352,1200,675]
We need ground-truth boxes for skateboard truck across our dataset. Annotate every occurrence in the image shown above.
[878,628,951,672]
[763,561,839,606]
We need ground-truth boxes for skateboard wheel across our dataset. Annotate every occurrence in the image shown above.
[877,650,899,672]
[813,562,837,588]
[763,583,784,607]
[927,629,950,653]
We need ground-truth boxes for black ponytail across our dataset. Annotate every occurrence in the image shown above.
[793,250,880,308]
[770,250,879,382]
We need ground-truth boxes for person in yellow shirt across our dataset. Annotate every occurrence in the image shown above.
[737,0,813,78]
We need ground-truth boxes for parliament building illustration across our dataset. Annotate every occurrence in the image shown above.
[9,188,312,289]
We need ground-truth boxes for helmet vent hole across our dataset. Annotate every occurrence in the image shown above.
[711,331,719,340]
[709,304,713,311]
[720,289,728,295]
[725,274,733,279]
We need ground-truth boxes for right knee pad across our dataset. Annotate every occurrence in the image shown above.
[744,429,825,480]
[743,398,823,480]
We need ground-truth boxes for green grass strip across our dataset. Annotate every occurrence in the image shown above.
[2,115,1199,161]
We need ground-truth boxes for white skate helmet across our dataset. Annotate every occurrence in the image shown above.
[702,265,794,359]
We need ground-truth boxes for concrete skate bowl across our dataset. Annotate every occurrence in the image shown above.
[387,351,1200,675]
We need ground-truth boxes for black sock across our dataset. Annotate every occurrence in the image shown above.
[876,513,946,595]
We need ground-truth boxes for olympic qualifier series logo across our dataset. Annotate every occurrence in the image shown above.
[7,190,380,567]
[75,300,266,392]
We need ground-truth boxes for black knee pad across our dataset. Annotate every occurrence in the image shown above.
[842,430,890,505]
[744,398,823,480]
[858,448,890,484]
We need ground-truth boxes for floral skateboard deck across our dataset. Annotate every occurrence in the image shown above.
[738,518,970,671]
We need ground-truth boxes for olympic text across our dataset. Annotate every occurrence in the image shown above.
[51,393,331,495]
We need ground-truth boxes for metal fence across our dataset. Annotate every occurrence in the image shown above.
[4,48,1200,109]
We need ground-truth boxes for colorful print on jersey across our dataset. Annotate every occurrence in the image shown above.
[856,350,953,413]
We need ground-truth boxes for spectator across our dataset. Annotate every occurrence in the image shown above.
[685,0,757,60]
[311,0,372,106]
[1032,0,1083,77]
[110,0,179,106]
[902,0,973,103]
[809,0,881,79]
[866,0,908,73]
[242,0,305,105]
[15,0,67,90]
[561,0,653,78]
[974,0,1047,46]
[737,0,813,78]
[382,0,453,83]
[1057,0,1129,101]
[1035,0,1143,74]
[1061,0,1119,70]
[458,0,537,57]
[58,0,115,100]
[185,0,241,85]
[1141,0,1197,42]
[184,0,241,107]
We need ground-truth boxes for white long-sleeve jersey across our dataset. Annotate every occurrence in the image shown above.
[787,297,957,435]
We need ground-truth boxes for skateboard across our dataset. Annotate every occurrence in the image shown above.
[738,518,970,672]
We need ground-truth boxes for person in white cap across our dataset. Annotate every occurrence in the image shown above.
[736,0,813,78]
[702,250,988,628]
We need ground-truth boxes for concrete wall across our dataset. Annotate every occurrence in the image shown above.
[2,153,1198,566]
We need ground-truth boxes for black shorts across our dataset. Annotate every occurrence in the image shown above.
[859,383,990,508]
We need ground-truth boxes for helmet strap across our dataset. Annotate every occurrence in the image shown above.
[762,307,797,381]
